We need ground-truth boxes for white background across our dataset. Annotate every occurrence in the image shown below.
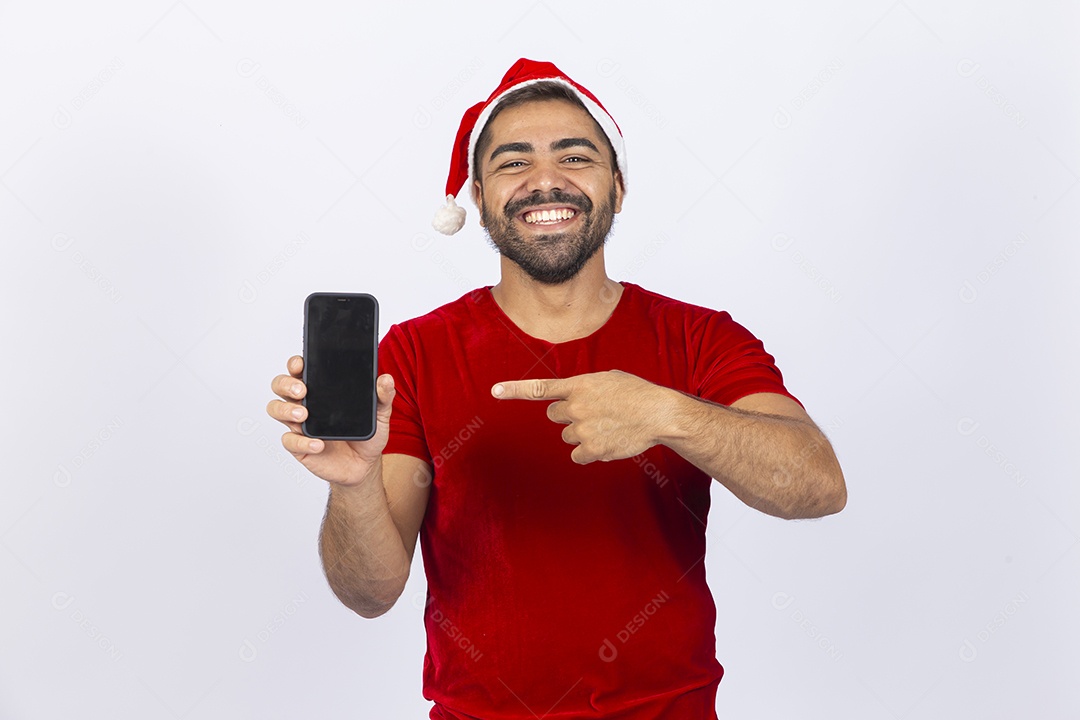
[2,1,1077,718]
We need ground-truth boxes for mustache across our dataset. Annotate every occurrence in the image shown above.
[503,190,593,219]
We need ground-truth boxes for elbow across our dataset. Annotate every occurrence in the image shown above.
[764,429,847,520]
[819,478,847,517]
[338,588,403,619]
[782,470,847,520]
[800,454,847,519]
[326,576,408,620]
[817,474,848,518]
[826,462,848,515]
[352,599,396,619]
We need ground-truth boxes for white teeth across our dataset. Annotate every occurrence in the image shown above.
[524,208,576,224]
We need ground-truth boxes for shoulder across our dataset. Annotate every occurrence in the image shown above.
[622,283,769,358]
[385,288,491,342]
[380,289,490,380]
[622,282,735,329]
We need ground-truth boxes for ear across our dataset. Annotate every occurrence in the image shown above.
[471,179,485,227]
[613,171,625,214]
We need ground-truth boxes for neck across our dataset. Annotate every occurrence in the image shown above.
[490,250,623,344]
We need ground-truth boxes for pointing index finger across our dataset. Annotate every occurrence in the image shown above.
[492,378,572,400]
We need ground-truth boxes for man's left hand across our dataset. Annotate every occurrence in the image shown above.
[492,371,670,464]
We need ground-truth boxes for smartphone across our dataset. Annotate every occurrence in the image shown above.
[302,292,379,441]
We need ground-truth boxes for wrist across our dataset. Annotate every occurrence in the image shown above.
[330,456,384,496]
[652,386,704,448]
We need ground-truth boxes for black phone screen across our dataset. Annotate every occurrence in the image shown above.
[302,293,378,440]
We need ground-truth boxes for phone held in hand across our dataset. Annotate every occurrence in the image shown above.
[302,292,379,441]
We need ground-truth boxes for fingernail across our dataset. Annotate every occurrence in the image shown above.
[309,440,321,452]
[292,383,303,396]
[291,408,304,420]
[492,384,504,397]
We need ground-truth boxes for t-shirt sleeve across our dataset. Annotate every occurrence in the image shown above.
[378,323,433,464]
[691,311,803,408]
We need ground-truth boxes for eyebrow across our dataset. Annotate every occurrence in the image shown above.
[488,137,601,162]
[489,142,533,161]
[550,137,599,153]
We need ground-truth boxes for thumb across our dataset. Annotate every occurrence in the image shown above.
[375,374,396,422]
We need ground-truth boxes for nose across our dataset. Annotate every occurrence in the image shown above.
[526,158,566,195]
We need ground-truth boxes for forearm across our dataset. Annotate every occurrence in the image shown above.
[658,391,846,520]
[319,457,411,618]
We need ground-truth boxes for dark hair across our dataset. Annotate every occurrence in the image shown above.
[472,81,619,185]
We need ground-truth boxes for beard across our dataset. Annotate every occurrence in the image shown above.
[480,186,617,285]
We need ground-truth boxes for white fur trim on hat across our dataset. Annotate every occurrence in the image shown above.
[432,194,467,235]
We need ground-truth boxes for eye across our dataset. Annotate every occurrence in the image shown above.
[563,155,590,163]
[499,159,527,169]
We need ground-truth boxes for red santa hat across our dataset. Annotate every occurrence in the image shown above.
[432,58,628,235]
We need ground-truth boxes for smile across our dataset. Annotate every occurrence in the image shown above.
[522,207,577,225]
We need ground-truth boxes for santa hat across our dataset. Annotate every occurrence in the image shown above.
[432,58,628,235]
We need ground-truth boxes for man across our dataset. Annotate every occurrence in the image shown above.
[267,59,845,719]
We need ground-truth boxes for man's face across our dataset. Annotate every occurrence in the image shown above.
[472,99,624,285]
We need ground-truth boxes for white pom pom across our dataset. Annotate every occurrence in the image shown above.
[432,194,467,235]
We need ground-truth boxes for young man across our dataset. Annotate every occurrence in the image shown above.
[267,59,845,720]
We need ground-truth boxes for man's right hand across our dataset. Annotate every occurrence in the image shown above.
[267,355,396,487]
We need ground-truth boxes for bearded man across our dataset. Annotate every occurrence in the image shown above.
[267,58,846,720]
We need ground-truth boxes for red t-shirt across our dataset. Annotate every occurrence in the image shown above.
[378,283,798,720]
